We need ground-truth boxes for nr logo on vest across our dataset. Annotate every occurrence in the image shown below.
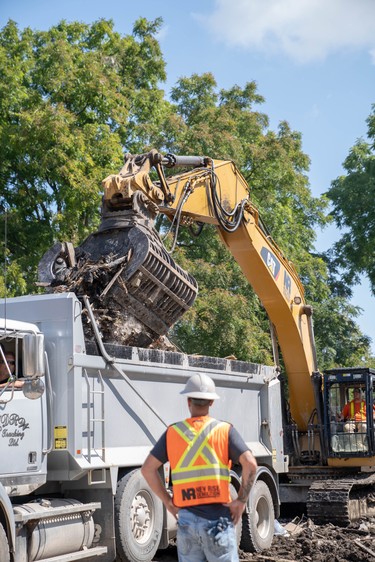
[181,485,221,501]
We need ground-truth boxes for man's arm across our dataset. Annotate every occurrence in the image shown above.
[141,453,179,519]
[225,450,257,525]
[0,379,23,389]
[340,403,349,420]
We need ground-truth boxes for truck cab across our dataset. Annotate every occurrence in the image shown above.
[0,320,48,496]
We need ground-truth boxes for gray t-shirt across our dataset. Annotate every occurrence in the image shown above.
[150,419,250,520]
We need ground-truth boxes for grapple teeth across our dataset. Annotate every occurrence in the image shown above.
[38,223,198,348]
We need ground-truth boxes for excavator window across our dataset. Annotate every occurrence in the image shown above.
[327,382,370,455]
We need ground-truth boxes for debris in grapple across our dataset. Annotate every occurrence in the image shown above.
[38,188,198,348]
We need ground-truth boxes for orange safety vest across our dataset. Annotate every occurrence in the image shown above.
[342,400,366,421]
[166,416,231,507]
[349,400,366,421]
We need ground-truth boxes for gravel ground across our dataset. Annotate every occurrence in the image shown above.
[242,517,375,562]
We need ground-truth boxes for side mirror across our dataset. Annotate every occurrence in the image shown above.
[23,334,45,377]
[23,378,45,399]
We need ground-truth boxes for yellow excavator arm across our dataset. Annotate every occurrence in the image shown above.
[101,151,319,429]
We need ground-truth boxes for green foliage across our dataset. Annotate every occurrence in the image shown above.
[169,229,273,363]
[313,297,372,369]
[170,73,218,122]
[326,106,375,296]
[173,288,273,363]
[0,18,166,292]
[0,253,28,297]
[168,74,268,160]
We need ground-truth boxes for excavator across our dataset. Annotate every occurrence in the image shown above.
[39,149,375,525]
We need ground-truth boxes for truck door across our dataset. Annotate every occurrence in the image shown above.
[0,388,47,485]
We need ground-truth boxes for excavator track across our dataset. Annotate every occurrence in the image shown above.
[307,474,375,525]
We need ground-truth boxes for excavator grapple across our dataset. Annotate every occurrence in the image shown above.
[38,190,198,348]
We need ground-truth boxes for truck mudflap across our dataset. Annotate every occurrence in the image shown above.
[38,192,198,348]
[306,473,375,525]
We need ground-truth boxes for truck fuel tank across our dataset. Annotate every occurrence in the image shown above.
[13,499,95,561]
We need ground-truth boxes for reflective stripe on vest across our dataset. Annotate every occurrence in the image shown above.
[350,400,366,421]
[166,417,231,507]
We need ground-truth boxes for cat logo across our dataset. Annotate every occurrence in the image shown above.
[283,271,291,300]
[261,247,280,280]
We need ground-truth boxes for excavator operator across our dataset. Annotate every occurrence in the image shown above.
[339,388,372,433]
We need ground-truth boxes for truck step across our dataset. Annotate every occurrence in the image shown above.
[37,545,107,562]
[13,501,101,523]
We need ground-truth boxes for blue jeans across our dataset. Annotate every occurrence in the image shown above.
[177,509,239,562]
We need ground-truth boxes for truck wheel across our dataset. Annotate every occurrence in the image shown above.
[0,523,10,562]
[115,469,163,562]
[240,480,274,552]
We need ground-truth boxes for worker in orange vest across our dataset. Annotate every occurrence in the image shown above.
[340,387,368,433]
[141,373,258,562]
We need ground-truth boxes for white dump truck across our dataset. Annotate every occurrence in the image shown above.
[0,291,283,562]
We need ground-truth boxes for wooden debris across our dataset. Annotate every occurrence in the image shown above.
[251,555,298,562]
[354,539,375,558]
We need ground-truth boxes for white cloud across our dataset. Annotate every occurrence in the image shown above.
[197,0,375,63]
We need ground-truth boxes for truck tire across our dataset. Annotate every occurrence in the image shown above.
[0,523,10,562]
[115,469,163,562]
[240,480,274,552]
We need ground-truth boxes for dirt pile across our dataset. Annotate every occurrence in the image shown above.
[242,517,375,562]
[154,517,375,562]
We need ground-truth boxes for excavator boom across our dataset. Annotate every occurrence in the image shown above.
[39,151,318,428]
[160,156,318,429]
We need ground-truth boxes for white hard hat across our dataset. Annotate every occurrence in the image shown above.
[180,373,220,400]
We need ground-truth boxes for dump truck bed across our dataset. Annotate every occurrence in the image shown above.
[0,293,286,479]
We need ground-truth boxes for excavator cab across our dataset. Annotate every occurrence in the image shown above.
[324,367,375,457]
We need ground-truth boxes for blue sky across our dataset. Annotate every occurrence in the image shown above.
[1,0,375,353]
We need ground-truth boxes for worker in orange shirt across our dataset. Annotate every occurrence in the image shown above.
[340,388,368,433]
